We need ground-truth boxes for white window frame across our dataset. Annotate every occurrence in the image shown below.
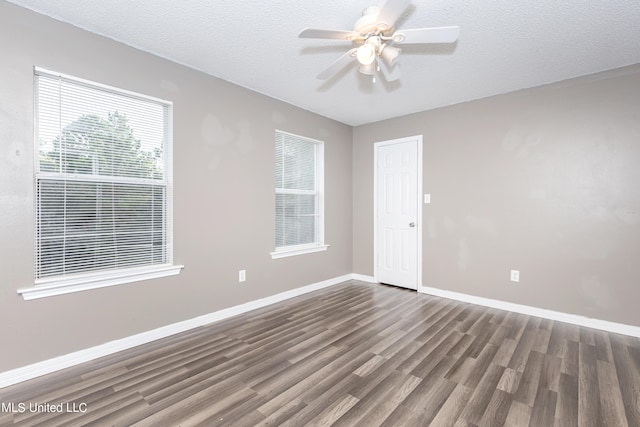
[271,130,328,259]
[18,67,182,300]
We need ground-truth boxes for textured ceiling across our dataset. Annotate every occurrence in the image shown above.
[7,0,640,126]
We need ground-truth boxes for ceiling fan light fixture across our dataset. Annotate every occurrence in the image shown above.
[359,63,375,76]
[379,44,401,67]
[356,44,376,65]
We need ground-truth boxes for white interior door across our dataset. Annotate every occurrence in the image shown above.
[375,137,422,290]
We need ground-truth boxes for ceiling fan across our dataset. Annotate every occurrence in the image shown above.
[299,0,460,82]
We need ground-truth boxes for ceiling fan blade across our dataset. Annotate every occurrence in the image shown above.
[376,0,411,31]
[377,58,401,82]
[299,28,359,41]
[317,48,358,80]
[394,26,460,44]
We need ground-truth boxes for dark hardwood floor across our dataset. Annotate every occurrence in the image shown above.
[1,280,639,426]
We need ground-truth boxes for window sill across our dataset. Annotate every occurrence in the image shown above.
[17,264,184,300]
[270,244,329,259]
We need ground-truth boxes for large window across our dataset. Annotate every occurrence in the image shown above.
[271,130,327,259]
[21,68,181,300]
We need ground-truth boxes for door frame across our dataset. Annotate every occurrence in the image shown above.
[373,135,423,290]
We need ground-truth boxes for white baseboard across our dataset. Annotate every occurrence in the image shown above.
[0,274,352,389]
[351,273,376,283]
[419,285,640,338]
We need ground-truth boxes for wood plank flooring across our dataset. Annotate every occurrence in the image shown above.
[1,280,639,426]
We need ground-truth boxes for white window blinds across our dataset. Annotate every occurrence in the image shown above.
[275,130,324,250]
[34,68,173,281]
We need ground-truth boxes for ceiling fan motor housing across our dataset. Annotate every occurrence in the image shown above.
[354,5,394,39]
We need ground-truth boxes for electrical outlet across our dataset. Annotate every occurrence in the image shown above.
[239,270,246,283]
[510,270,520,282]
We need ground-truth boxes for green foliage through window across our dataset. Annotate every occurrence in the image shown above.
[40,111,162,180]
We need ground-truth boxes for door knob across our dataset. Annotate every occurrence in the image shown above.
[409,222,416,227]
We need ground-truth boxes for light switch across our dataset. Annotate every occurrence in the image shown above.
[424,194,431,204]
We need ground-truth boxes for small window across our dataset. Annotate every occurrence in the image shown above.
[271,130,328,259]
[21,68,182,300]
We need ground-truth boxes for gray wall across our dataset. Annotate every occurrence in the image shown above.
[353,64,640,327]
[0,2,353,372]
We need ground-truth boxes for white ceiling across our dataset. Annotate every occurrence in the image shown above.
[8,0,640,126]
